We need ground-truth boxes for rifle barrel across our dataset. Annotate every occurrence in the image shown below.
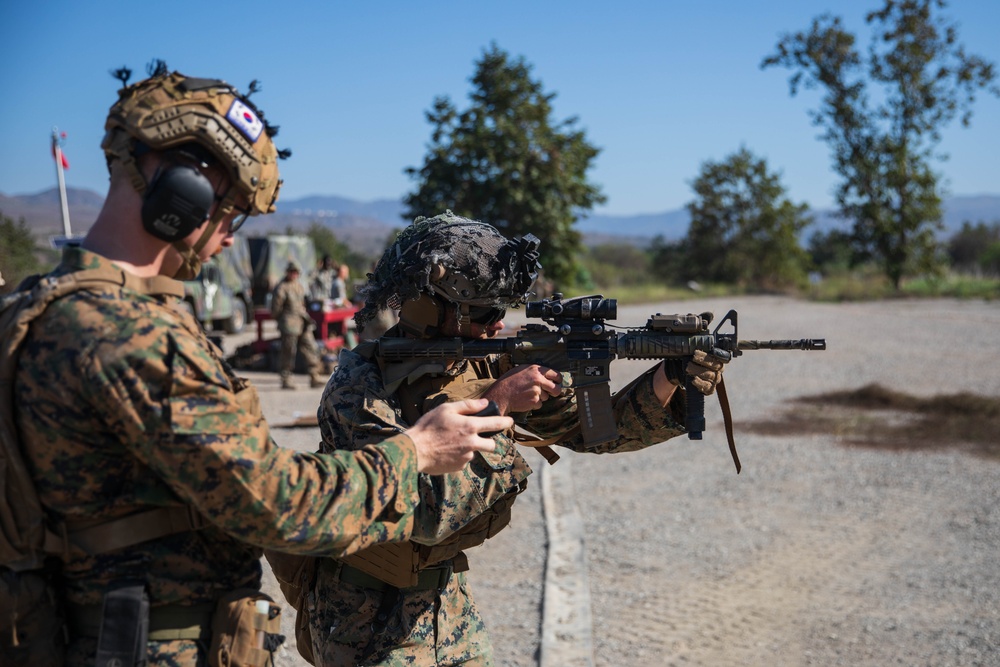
[737,339,826,351]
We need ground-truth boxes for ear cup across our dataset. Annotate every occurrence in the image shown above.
[141,164,215,242]
[398,293,447,338]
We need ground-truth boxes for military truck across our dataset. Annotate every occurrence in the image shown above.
[181,235,254,334]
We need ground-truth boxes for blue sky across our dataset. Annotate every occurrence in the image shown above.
[2,1,998,216]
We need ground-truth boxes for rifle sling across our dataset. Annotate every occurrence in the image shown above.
[509,428,562,465]
[716,377,741,474]
[624,363,741,473]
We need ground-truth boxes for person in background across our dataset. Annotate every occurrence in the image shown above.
[310,254,337,302]
[271,261,325,389]
[330,261,350,306]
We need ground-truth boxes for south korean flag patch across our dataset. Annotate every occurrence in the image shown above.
[226,98,264,142]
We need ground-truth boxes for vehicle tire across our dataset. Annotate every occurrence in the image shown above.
[224,297,249,334]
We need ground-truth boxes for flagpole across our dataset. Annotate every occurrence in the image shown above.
[52,127,71,236]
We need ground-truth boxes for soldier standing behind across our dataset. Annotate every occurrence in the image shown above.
[7,65,510,667]
[271,260,324,389]
[310,254,337,302]
[306,212,730,666]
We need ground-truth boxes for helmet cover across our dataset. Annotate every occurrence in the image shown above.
[102,69,282,216]
[355,211,541,331]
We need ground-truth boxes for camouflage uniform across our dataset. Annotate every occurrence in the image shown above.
[309,328,686,666]
[271,273,323,386]
[16,247,425,666]
[311,267,337,302]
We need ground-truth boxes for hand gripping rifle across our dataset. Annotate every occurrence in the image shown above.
[377,294,826,472]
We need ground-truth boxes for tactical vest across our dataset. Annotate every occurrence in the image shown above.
[0,266,206,665]
[264,338,559,665]
[335,345,531,588]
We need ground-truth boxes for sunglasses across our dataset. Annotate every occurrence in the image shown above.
[467,305,506,326]
[214,194,252,233]
[228,202,252,233]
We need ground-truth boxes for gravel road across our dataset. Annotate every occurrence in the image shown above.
[239,296,1000,667]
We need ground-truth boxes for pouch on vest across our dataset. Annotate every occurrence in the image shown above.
[94,581,150,667]
[262,549,317,665]
[208,589,284,667]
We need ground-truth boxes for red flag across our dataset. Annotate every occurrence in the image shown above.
[51,131,69,169]
[52,145,70,169]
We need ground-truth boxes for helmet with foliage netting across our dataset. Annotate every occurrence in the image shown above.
[355,211,541,333]
[101,62,285,216]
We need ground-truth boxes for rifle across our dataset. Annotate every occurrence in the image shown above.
[377,294,826,472]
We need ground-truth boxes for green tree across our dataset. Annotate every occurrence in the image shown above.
[946,221,1000,273]
[648,235,690,286]
[684,148,811,288]
[582,243,651,288]
[306,223,369,274]
[808,228,855,272]
[979,242,1000,276]
[403,43,606,285]
[0,212,41,294]
[762,0,998,289]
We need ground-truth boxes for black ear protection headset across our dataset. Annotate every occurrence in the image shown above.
[140,149,216,243]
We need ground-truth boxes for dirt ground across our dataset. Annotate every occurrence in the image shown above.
[240,296,1000,667]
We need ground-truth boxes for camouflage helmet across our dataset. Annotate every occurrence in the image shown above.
[101,67,283,216]
[355,211,541,333]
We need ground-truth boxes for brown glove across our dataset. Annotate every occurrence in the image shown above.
[662,349,730,396]
[686,349,729,395]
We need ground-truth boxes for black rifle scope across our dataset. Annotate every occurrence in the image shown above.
[525,294,618,321]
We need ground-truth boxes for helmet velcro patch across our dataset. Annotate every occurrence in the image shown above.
[225,99,264,143]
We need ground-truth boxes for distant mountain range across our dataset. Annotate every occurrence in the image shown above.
[4,187,999,255]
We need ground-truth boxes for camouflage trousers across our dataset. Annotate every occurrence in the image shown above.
[278,329,322,379]
[309,562,493,666]
[67,637,204,667]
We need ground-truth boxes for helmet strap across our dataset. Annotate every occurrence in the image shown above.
[170,243,202,281]
[456,303,474,337]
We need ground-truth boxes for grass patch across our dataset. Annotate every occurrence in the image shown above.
[806,269,1000,301]
[576,271,999,305]
[902,274,1000,299]
[744,383,1000,461]
[564,281,810,306]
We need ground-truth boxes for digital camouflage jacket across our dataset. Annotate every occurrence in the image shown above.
[15,247,423,609]
[308,326,687,665]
